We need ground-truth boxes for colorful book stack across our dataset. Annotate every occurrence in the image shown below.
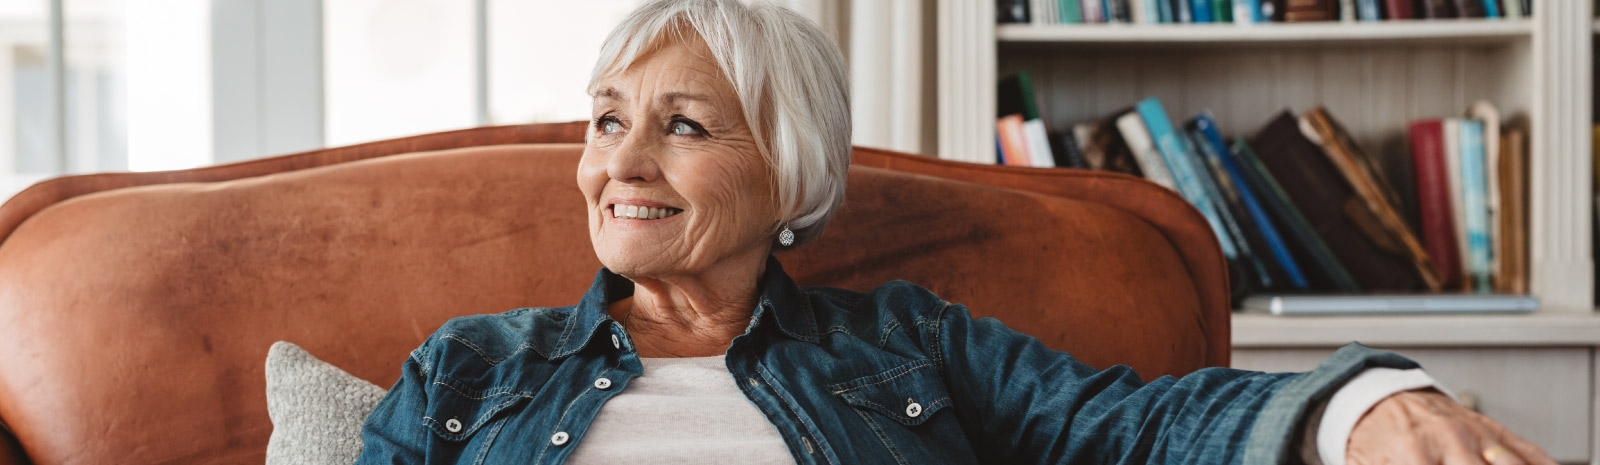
[994,0,1530,24]
[1018,93,1530,302]
[1408,101,1530,295]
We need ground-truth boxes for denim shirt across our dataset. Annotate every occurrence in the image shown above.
[356,257,1419,465]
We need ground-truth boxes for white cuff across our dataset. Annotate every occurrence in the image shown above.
[1316,368,1453,465]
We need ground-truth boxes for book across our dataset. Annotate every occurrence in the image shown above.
[1233,138,1360,292]
[998,0,1031,22]
[1116,112,1177,189]
[1059,0,1085,22]
[1442,118,1471,288]
[1191,0,1214,22]
[1458,118,1493,292]
[1083,115,1144,175]
[1284,0,1336,21]
[1384,0,1415,19]
[1175,0,1195,22]
[1468,101,1502,290]
[1242,294,1538,316]
[1481,0,1500,18]
[1130,0,1157,23]
[997,115,1026,166]
[1023,119,1057,168]
[1301,107,1442,291]
[1233,0,1264,23]
[1183,122,1273,291]
[1082,0,1107,21]
[1190,114,1303,290]
[1108,0,1133,21]
[1450,0,1485,17]
[1136,97,1240,261]
[1212,0,1233,22]
[1156,0,1174,22]
[1253,110,1418,291]
[998,73,1042,121]
[1418,0,1455,17]
[1354,0,1381,20]
[1500,0,1521,18]
[1340,0,1358,21]
[1496,126,1528,294]
[1408,119,1462,288]
[1049,129,1089,169]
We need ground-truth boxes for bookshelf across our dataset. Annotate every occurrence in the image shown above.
[937,1,1595,462]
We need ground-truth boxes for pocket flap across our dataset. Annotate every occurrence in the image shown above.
[829,359,952,426]
[422,378,531,441]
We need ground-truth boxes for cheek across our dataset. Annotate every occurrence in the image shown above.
[576,148,608,202]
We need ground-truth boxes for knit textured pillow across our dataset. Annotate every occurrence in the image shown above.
[265,341,387,465]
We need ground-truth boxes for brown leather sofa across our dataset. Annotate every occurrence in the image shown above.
[0,122,1228,464]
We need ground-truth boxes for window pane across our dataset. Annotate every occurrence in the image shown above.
[0,0,52,195]
[487,0,641,125]
[124,0,210,172]
[65,0,127,173]
[325,0,477,147]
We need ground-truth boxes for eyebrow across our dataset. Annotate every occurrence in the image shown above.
[591,87,713,108]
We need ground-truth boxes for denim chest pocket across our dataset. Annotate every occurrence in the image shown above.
[422,378,531,444]
[829,359,952,426]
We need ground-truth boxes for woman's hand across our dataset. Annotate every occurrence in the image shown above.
[1346,390,1555,465]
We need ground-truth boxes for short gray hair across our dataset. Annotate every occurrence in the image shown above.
[588,0,851,249]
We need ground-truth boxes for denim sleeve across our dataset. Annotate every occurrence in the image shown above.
[932,302,1419,465]
[353,342,434,464]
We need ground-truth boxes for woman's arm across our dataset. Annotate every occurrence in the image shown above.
[353,346,434,464]
[932,302,1417,465]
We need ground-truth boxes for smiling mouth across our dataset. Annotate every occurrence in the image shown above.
[610,204,684,220]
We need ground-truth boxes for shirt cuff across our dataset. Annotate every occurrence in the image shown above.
[1314,368,1454,465]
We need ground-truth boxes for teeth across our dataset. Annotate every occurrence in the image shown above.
[611,204,682,220]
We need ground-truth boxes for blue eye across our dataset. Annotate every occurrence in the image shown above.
[601,119,622,134]
[670,121,698,136]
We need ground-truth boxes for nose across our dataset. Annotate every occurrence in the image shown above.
[606,133,663,184]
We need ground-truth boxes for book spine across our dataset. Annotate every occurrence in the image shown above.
[1022,119,1057,168]
[1481,0,1500,18]
[997,115,1029,166]
[1198,117,1310,289]
[1116,113,1178,190]
[1156,0,1174,22]
[1500,0,1521,18]
[998,0,1031,23]
[1060,0,1085,22]
[1459,119,1494,292]
[1451,0,1484,17]
[1443,118,1470,288]
[1355,0,1382,20]
[1191,119,1299,289]
[1213,0,1233,22]
[1408,120,1462,288]
[1175,0,1195,22]
[1081,0,1105,22]
[1135,98,1240,260]
[1232,0,1262,23]
[1383,0,1415,18]
[1191,0,1214,21]
[1234,138,1363,292]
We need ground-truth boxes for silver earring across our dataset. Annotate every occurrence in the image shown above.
[778,226,795,247]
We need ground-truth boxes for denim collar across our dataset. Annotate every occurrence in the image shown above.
[550,256,818,359]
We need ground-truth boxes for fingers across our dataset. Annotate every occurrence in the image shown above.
[1487,422,1557,465]
[1480,444,1527,465]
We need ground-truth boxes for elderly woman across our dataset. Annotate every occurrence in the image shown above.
[356,1,1551,464]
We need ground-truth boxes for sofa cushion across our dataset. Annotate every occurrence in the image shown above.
[265,342,385,465]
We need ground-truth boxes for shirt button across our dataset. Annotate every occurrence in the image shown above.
[906,402,923,418]
[551,431,570,446]
[444,418,463,433]
[611,334,621,349]
[594,377,613,390]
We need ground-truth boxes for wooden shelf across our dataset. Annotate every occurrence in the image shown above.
[997,19,1532,46]
[1232,312,1600,348]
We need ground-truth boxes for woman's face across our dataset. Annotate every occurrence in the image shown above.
[578,38,777,280]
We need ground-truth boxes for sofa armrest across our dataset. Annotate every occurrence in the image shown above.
[0,426,26,465]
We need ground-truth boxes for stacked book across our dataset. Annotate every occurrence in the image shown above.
[996,73,1529,303]
[996,0,1531,25]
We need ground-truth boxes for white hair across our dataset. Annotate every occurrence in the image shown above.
[587,0,851,249]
